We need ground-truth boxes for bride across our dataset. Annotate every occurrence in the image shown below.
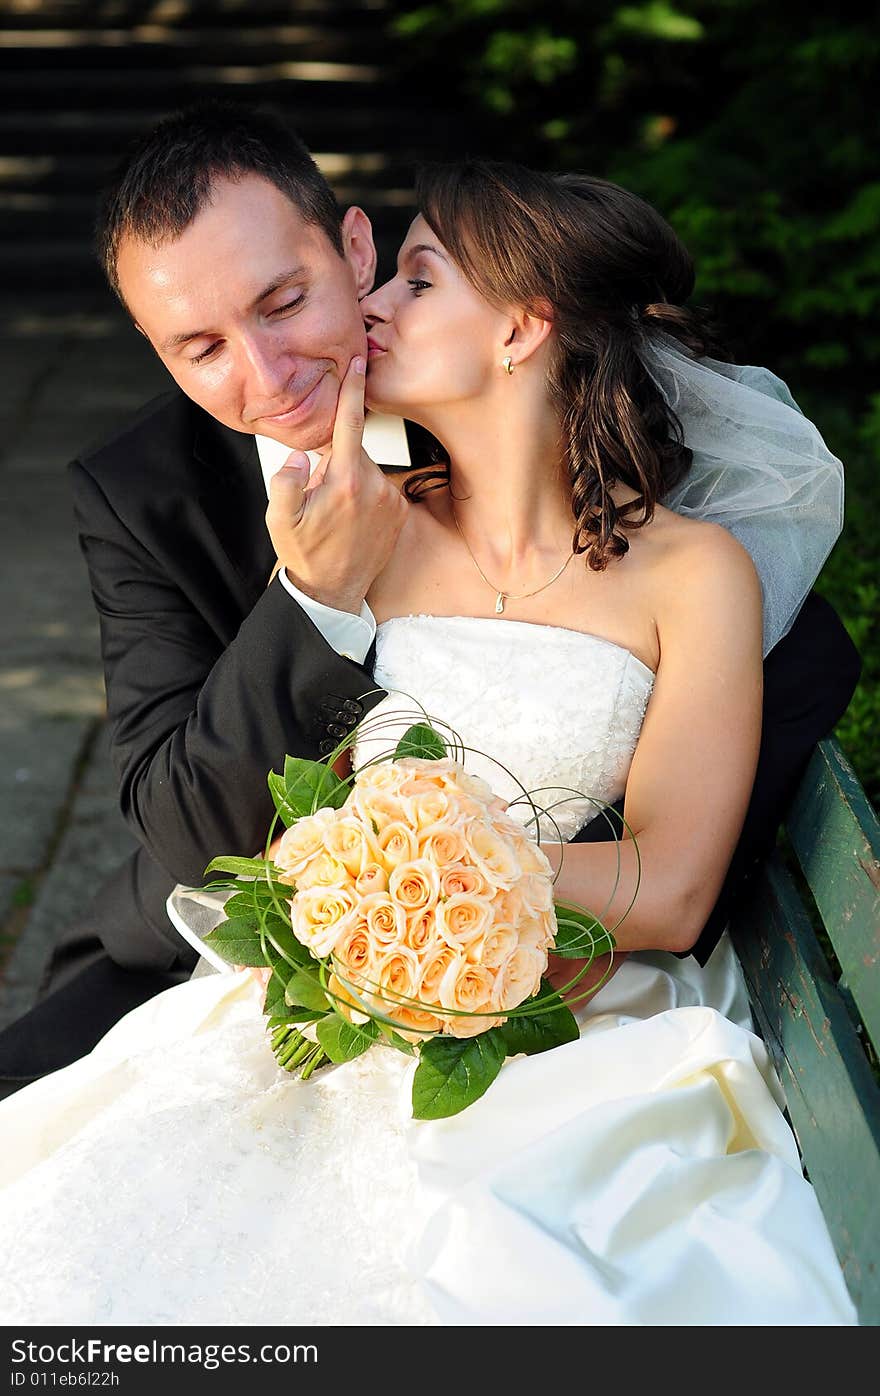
[0,161,855,1326]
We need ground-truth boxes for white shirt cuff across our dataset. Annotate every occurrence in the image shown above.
[277,571,376,663]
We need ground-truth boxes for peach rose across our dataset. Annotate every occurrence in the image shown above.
[471,922,519,968]
[384,1004,443,1044]
[517,912,556,952]
[290,885,356,957]
[377,820,418,868]
[490,886,524,925]
[358,890,406,947]
[449,768,496,804]
[403,908,438,955]
[332,920,373,977]
[417,943,461,1005]
[370,945,421,1014]
[494,946,546,1011]
[441,865,489,899]
[275,808,337,877]
[436,892,494,950]
[407,788,454,830]
[326,969,371,1025]
[400,757,461,786]
[355,862,388,895]
[520,871,554,916]
[351,760,403,793]
[353,788,411,833]
[322,817,383,878]
[511,830,555,877]
[438,958,503,1038]
[463,819,522,890]
[418,822,467,868]
[294,850,349,890]
[388,858,441,912]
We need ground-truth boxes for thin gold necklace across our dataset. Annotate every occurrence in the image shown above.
[451,505,575,614]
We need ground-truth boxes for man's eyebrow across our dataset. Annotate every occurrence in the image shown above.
[159,267,307,351]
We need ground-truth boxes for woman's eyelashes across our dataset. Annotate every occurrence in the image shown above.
[188,296,305,365]
[407,278,432,295]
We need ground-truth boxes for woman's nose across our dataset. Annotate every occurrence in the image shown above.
[360,277,396,324]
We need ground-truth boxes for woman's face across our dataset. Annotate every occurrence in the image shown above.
[360,216,511,423]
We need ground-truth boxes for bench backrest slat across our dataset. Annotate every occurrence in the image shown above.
[731,851,880,1326]
[786,740,880,1050]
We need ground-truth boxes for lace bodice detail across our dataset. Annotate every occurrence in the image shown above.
[352,615,654,841]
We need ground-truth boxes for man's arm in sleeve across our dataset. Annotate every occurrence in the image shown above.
[70,459,385,889]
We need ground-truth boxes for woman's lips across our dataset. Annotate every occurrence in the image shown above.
[366,337,386,359]
[260,374,326,425]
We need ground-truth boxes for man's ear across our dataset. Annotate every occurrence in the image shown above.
[340,206,378,299]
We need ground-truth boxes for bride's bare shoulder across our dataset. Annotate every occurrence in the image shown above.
[647,505,762,636]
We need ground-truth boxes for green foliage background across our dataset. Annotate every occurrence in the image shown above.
[388,0,879,803]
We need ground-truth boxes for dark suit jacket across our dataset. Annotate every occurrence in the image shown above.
[69,389,861,972]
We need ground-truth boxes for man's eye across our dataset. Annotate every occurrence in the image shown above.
[270,297,304,316]
[407,279,431,294]
[190,342,221,365]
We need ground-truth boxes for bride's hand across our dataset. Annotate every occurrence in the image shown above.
[545,949,625,1006]
[265,355,408,614]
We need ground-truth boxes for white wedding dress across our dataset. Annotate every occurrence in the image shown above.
[0,616,857,1326]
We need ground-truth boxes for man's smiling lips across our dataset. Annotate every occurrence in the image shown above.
[257,374,327,426]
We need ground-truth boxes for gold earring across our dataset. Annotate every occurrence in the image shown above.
[502,356,514,375]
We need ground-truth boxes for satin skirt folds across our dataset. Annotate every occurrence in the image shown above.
[0,936,857,1326]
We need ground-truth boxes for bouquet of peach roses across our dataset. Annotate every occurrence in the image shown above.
[202,715,620,1119]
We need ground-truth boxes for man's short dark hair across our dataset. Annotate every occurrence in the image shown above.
[96,99,343,302]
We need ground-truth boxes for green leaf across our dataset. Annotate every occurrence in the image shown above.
[203,855,277,879]
[285,969,332,1013]
[261,916,314,971]
[498,987,579,1057]
[394,722,448,761]
[315,1014,379,1063]
[411,1030,507,1119]
[267,1004,328,1027]
[269,756,349,826]
[552,903,615,959]
[202,915,265,967]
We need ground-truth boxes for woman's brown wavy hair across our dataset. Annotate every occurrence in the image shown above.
[405,160,729,569]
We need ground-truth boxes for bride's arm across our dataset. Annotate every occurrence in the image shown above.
[547,524,763,958]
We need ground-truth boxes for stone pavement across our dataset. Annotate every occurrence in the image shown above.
[0,291,167,1029]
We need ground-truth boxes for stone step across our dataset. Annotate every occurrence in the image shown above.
[0,108,465,154]
[3,0,389,19]
[0,45,391,71]
[0,24,393,60]
[0,150,422,195]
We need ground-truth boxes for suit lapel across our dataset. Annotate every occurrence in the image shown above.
[193,414,276,607]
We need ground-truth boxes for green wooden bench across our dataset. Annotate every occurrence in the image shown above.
[729,737,880,1326]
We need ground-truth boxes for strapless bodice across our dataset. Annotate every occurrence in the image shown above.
[352,614,654,841]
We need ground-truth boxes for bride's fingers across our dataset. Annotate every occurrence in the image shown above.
[328,355,367,475]
[266,450,311,533]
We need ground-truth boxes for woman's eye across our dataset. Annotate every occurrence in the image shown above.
[407,279,432,294]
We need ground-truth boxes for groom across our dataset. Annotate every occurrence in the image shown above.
[0,99,861,1092]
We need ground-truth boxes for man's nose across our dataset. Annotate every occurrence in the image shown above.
[240,333,289,397]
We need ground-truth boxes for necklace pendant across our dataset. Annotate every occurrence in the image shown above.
[495,592,506,614]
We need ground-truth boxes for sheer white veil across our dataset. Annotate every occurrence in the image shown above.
[640,331,844,656]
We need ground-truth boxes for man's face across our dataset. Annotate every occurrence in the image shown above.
[117,173,375,449]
